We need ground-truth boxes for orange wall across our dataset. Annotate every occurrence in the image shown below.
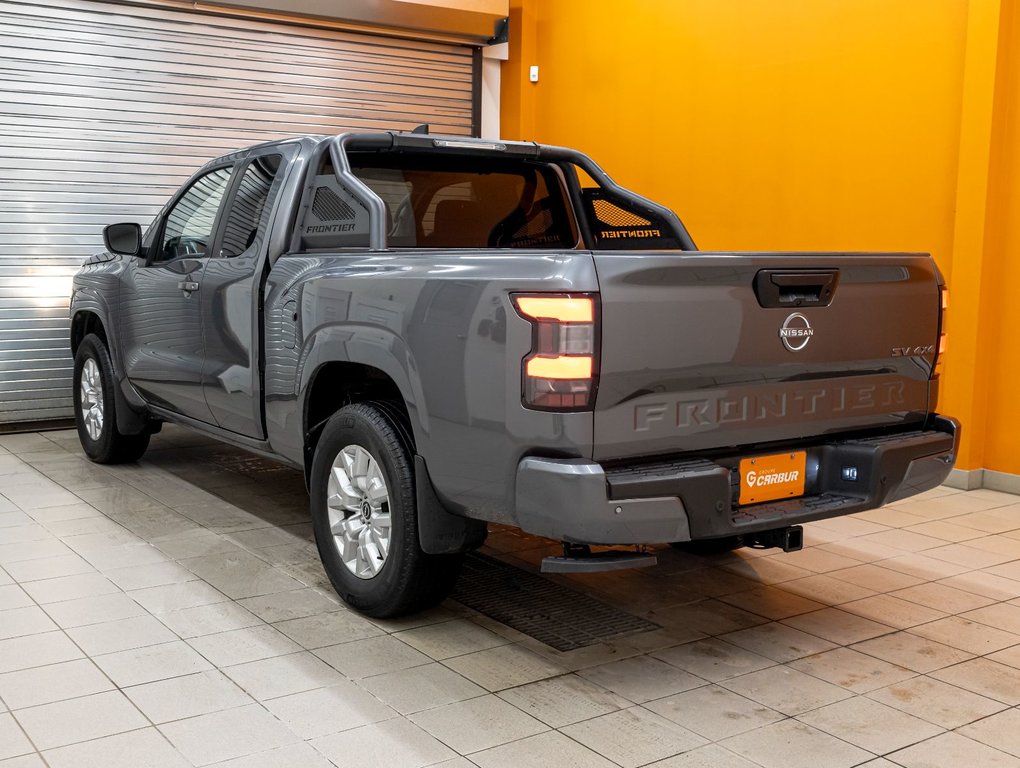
[502,0,1020,475]
[982,1,1020,474]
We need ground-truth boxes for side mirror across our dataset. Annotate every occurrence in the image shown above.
[103,222,142,257]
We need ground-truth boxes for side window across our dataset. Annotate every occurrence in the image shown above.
[218,154,284,258]
[160,166,233,261]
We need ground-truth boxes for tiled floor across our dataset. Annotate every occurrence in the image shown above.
[1,426,1020,767]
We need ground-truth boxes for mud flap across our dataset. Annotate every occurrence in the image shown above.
[415,455,487,554]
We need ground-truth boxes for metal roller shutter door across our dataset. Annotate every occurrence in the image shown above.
[0,0,477,424]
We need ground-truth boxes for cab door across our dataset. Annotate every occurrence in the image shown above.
[199,151,287,437]
[119,164,234,422]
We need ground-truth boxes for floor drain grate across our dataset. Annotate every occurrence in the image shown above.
[452,553,661,652]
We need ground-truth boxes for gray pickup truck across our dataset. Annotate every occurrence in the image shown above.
[70,131,959,616]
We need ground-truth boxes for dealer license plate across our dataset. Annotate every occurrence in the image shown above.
[739,451,807,505]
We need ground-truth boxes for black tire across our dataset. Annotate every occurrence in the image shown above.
[310,402,463,618]
[73,334,150,464]
[670,536,745,555]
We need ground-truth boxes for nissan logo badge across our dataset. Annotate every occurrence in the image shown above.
[779,312,813,352]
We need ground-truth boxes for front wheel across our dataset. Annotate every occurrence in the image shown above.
[310,403,463,617]
[73,334,150,464]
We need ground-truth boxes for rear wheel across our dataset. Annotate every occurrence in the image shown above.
[310,402,463,617]
[73,334,150,464]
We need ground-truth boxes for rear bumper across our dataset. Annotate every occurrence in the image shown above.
[514,415,959,544]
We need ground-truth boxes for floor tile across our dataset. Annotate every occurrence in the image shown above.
[0,659,113,710]
[891,581,996,613]
[41,727,191,768]
[962,602,1020,634]
[13,690,147,750]
[396,619,510,660]
[721,720,872,768]
[851,631,973,673]
[209,742,337,768]
[0,754,46,768]
[496,674,631,728]
[409,693,547,754]
[314,635,431,680]
[649,599,767,636]
[578,655,705,704]
[222,651,346,700]
[0,632,83,674]
[156,601,261,639]
[841,594,947,629]
[94,640,213,687]
[65,615,177,656]
[798,695,942,754]
[561,707,707,768]
[103,561,198,592]
[272,610,382,649]
[443,643,565,691]
[3,554,94,583]
[720,621,837,663]
[470,730,616,768]
[987,643,1020,669]
[652,638,775,682]
[263,680,396,739]
[788,647,915,693]
[0,607,56,640]
[930,657,1020,705]
[311,717,456,768]
[717,585,825,621]
[868,675,1006,728]
[124,670,252,724]
[129,581,230,614]
[159,703,300,766]
[909,616,1020,655]
[358,662,486,715]
[647,743,760,768]
[720,664,851,716]
[781,607,893,644]
[179,552,303,600]
[720,556,813,585]
[645,684,783,740]
[237,588,341,623]
[828,563,924,592]
[888,731,1020,768]
[0,587,31,612]
[44,593,145,629]
[781,574,877,605]
[0,714,32,761]
[959,708,1020,758]
[187,624,300,667]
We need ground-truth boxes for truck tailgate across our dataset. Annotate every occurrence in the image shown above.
[592,252,940,462]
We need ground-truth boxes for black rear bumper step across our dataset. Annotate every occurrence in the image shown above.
[541,545,657,573]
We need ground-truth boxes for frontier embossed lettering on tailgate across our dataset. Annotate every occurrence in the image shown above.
[591,252,939,462]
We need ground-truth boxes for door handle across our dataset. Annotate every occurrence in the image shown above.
[178,280,200,293]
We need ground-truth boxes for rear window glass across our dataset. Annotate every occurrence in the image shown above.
[298,154,578,251]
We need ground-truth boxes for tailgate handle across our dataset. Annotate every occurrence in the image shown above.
[754,269,839,308]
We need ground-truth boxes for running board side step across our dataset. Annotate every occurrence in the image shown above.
[541,544,657,573]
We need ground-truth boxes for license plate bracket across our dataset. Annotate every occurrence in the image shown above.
[739,451,807,505]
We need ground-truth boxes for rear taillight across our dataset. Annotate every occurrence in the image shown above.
[512,293,598,410]
[934,285,948,373]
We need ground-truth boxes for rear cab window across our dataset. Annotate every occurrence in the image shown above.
[298,153,579,251]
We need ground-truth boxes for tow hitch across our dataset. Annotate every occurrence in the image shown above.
[541,543,658,573]
[746,525,804,552]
